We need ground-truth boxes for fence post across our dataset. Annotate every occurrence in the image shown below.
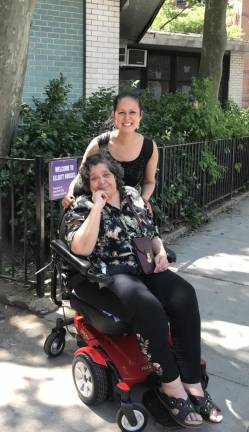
[35,156,45,297]
[230,138,235,197]
[0,190,2,273]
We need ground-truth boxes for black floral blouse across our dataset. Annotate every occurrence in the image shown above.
[65,186,158,274]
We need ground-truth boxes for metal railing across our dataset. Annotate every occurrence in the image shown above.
[156,137,249,221]
[0,137,248,296]
[0,157,46,295]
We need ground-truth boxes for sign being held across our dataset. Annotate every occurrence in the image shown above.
[49,159,77,200]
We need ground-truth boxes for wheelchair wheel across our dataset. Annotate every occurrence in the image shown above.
[72,353,108,405]
[44,329,66,357]
[116,403,148,432]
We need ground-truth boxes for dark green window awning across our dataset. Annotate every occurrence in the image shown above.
[120,0,165,42]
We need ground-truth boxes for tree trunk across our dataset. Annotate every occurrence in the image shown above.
[199,0,228,101]
[0,0,36,156]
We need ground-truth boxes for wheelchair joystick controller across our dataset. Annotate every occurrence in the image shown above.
[87,269,113,286]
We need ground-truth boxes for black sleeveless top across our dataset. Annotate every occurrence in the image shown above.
[98,132,153,188]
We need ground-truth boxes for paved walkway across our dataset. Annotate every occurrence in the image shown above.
[0,193,249,432]
[169,193,249,432]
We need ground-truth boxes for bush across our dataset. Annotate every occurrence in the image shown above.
[223,101,249,138]
[1,75,115,258]
[2,74,249,252]
[13,74,115,159]
[140,78,249,143]
[13,75,249,157]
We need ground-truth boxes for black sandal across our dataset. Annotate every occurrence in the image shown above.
[189,390,223,423]
[154,387,203,429]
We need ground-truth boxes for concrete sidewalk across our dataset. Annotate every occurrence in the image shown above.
[0,193,249,432]
[169,192,249,432]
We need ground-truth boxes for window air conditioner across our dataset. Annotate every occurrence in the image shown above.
[127,49,147,67]
[119,47,127,66]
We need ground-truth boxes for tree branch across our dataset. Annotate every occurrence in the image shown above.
[159,0,201,31]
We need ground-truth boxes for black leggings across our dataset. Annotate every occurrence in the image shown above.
[71,269,201,383]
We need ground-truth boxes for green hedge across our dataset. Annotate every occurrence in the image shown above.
[1,74,249,255]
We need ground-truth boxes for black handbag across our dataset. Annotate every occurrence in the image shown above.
[132,236,155,274]
[125,196,155,274]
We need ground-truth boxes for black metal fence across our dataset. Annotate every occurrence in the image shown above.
[0,137,249,296]
[156,137,249,221]
[0,157,45,294]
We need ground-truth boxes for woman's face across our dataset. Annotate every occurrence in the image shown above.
[89,163,117,198]
[112,97,143,133]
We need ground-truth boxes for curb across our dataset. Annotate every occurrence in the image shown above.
[0,279,58,316]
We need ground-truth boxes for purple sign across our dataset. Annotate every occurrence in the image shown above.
[49,158,77,200]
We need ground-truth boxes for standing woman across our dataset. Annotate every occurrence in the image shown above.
[62,92,158,209]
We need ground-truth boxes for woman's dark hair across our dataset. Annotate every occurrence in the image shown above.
[79,151,124,194]
[113,92,143,113]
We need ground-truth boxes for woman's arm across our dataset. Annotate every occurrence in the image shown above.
[141,141,159,203]
[62,139,99,208]
[81,138,99,164]
[71,190,107,256]
[64,173,80,199]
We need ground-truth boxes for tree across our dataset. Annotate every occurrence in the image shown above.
[152,0,230,101]
[0,0,37,157]
[152,0,204,34]
[199,0,228,100]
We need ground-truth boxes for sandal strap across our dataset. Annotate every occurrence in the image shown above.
[189,390,221,420]
[155,389,198,424]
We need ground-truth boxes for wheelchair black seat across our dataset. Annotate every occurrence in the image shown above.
[50,238,132,336]
[70,291,131,336]
[51,214,176,340]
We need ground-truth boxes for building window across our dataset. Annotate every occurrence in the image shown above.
[119,68,143,90]
[176,55,200,94]
[176,0,186,7]
[147,53,171,99]
[177,0,205,6]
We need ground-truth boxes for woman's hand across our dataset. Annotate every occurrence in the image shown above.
[154,253,169,273]
[92,190,108,210]
[62,194,75,208]
[142,198,153,216]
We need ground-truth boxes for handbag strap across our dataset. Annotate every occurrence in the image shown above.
[125,195,146,235]
[103,195,144,238]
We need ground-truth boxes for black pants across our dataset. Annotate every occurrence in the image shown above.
[71,269,201,383]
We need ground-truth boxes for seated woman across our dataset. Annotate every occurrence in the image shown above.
[64,152,223,429]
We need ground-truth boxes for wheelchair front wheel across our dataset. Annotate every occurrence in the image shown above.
[44,329,66,357]
[72,353,108,405]
[117,403,148,432]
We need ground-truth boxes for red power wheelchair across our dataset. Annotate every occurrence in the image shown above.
[44,239,208,432]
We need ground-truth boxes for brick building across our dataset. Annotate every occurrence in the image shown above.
[22,0,249,107]
[241,0,249,106]
[23,0,120,103]
[23,0,85,103]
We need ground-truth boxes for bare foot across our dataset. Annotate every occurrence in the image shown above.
[183,382,204,398]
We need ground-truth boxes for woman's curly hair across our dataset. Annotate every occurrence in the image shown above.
[79,150,124,194]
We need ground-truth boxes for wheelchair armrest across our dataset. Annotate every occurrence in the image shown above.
[50,240,113,286]
[50,239,90,276]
